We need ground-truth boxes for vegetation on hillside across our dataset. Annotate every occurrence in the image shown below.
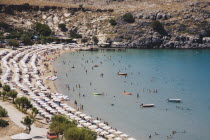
[109,18,117,26]
[122,13,135,23]
[34,22,52,36]
[58,24,68,32]
[150,20,167,35]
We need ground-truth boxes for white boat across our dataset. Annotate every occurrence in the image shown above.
[168,99,181,103]
[140,104,155,107]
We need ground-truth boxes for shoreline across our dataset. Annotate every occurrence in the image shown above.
[0,45,136,140]
[41,47,78,109]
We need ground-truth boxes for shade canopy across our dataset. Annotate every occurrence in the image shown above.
[11,133,32,140]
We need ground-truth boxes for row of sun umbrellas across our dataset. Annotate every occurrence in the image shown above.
[0,45,136,140]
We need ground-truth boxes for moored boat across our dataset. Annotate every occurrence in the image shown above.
[122,92,132,95]
[91,93,103,95]
[94,64,99,67]
[117,73,127,75]
[167,99,181,103]
[140,104,155,107]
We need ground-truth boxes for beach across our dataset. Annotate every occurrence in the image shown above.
[0,45,134,140]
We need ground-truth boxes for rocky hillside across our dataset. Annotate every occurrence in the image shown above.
[1,1,210,48]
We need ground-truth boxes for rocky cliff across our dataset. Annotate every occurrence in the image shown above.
[1,1,210,48]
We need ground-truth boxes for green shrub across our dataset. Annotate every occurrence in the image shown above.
[64,127,97,140]
[50,115,76,135]
[15,97,32,112]
[8,90,18,103]
[0,106,8,117]
[122,13,135,23]
[0,22,10,30]
[50,115,96,139]
[150,20,167,35]
[3,85,11,92]
[8,39,19,48]
[34,23,52,36]
[109,19,117,26]
[20,34,33,45]
[92,36,99,44]
[69,28,82,38]
[0,119,9,127]
[58,24,68,32]
[81,38,88,43]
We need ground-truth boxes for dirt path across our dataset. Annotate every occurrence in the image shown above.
[0,101,48,140]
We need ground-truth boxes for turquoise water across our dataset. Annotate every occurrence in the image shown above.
[53,49,210,140]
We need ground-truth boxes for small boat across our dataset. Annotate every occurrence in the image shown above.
[140,104,155,107]
[122,92,132,95]
[91,93,103,95]
[117,73,127,76]
[168,99,181,103]
[94,64,99,67]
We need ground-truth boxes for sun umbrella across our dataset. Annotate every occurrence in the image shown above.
[108,129,116,133]
[83,122,91,127]
[95,128,103,133]
[77,124,83,128]
[107,134,115,138]
[96,137,106,140]
[11,133,32,140]
[120,134,129,138]
[127,138,137,140]
[98,123,106,127]
[89,125,98,130]
[84,116,91,120]
[79,120,86,123]
[80,114,86,117]
[75,117,82,121]
[75,111,82,115]
[103,126,111,130]
[115,131,123,135]
[100,131,109,135]
[114,137,123,140]
[93,120,100,124]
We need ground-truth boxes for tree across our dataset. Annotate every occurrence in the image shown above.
[15,98,21,109]
[58,24,68,32]
[122,13,135,23]
[0,119,9,127]
[3,85,11,92]
[92,36,99,44]
[15,97,32,112]
[2,91,7,101]
[8,90,18,103]
[8,39,19,48]
[50,115,76,135]
[20,34,33,45]
[21,116,34,133]
[150,20,167,35]
[64,127,97,140]
[0,82,2,88]
[34,23,52,36]
[81,38,88,43]
[31,107,38,119]
[0,106,8,117]
[109,19,117,26]
[69,28,82,38]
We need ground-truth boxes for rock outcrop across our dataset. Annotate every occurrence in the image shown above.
[1,1,210,49]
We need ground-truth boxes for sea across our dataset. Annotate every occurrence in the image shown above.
[53,49,210,140]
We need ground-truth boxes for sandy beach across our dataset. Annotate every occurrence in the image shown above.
[0,45,135,140]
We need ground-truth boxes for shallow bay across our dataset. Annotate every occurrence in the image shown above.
[53,49,210,140]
